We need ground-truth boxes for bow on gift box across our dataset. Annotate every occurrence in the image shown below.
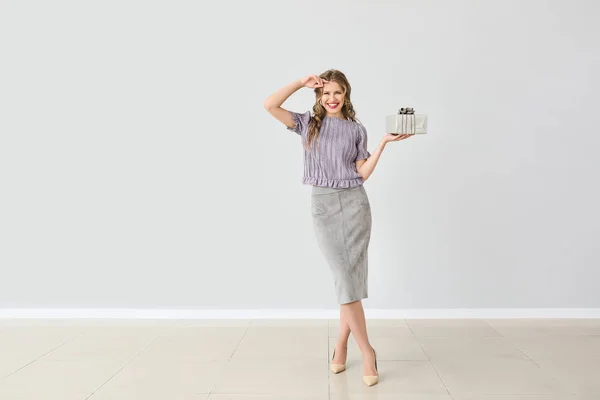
[396,107,416,134]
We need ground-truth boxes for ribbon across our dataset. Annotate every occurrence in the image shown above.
[396,107,416,134]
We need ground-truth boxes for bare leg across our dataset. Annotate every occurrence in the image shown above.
[332,306,351,363]
[340,300,377,376]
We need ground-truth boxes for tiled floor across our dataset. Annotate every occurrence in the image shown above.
[1,318,600,399]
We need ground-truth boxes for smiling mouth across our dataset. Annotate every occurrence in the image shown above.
[327,103,339,109]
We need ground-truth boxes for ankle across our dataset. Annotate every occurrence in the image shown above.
[360,345,375,356]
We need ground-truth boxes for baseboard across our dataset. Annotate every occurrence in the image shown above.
[1,308,600,319]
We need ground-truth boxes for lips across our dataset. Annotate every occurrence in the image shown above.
[327,103,339,109]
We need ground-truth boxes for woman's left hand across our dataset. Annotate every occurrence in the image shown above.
[382,133,413,143]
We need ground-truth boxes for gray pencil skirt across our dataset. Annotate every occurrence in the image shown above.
[311,184,372,304]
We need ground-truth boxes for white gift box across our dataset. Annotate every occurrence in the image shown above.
[386,108,427,135]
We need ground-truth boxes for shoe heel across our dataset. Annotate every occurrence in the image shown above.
[363,348,379,387]
[330,347,346,374]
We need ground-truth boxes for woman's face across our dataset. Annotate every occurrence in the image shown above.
[321,81,345,117]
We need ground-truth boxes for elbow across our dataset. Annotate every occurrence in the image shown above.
[356,165,370,181]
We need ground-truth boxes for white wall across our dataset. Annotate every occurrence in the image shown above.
[1,0,599,312]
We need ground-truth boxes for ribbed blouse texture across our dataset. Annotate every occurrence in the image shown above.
[287,110,371,188]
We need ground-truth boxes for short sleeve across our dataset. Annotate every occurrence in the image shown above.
[287,110,311,136]
[356,124,371,161]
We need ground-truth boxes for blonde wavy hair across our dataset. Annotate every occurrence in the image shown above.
[305,69,359,151]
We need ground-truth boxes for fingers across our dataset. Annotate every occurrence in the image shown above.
[311,75,328,88]
[394,134,413,141]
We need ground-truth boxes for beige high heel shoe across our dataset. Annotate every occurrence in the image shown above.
[363,347,379,387]
[330,346,346,374]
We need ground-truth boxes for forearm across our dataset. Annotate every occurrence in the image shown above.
[358,140,387,180]
[263,79,304,109]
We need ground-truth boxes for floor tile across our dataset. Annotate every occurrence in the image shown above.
[138,327,246,361]
[41,330,159,362]
[90,357,226,396]
[535,358,600,395]
[507,335,600,361]
[430,357,572,396]
[232,327,327,359]
[209,396,327,400]
[330,395,453,400]
[176,319,252,327]
[0,360,123,398]
[484,319,600,336]
[211,357,328,396]
[406,319,501,338]
[416,336,529,360]
[251,319,328,327]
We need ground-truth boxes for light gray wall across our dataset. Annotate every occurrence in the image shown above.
[1,0,599,310]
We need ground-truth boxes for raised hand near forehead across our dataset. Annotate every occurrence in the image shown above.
[300,75,329,89]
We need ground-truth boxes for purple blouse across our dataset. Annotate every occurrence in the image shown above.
[287,110,371,188]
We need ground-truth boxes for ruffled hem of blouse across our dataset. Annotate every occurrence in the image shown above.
[302,176,364,188]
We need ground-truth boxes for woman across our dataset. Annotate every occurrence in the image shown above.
[263,69,412,387]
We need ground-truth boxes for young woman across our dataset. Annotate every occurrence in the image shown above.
[263,69,412,386]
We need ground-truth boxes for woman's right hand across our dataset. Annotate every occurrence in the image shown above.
[299,75,328,89]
